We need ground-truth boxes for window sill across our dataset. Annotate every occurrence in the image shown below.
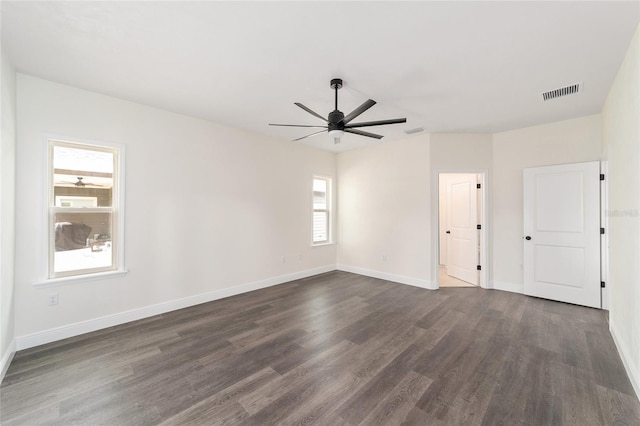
[311,242,335,247]
[35,269,128,288]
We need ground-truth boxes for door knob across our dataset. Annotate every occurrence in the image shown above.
[525,236,532,240]
[446,231,451,234]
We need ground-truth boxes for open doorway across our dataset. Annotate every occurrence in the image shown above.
[437,172,485,288]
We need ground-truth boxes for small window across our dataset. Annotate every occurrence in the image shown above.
[48,139,122,279]
[313,177,331,244]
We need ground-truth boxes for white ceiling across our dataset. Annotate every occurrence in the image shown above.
[2,1,639,152]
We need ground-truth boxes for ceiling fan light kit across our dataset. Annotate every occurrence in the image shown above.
[328,129,345,144]
[270,78,407,144]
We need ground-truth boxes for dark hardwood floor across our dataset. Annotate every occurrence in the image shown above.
[2,271,639,425]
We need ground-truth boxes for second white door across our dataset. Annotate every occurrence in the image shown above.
[446,174,479,285]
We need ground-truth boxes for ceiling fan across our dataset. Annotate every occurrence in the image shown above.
[55,176,107,188]
[269,78,406,144]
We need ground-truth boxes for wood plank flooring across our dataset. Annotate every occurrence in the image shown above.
[2,271,639,425]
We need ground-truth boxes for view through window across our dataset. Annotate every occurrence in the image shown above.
[49,140,120,278]
[313,177,330,244]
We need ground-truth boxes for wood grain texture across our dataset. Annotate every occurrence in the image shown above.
[2,271,638,425]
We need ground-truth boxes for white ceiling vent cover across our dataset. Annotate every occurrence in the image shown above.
[541,82,582,101]
[404,127,424,135]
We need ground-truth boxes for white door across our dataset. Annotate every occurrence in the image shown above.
[523,162,600,308]
[446,174,479,285]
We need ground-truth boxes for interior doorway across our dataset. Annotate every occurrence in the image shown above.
[437,172,485,288]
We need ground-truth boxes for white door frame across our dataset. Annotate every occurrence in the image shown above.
[432,169,489,289]
[600,160,609,310]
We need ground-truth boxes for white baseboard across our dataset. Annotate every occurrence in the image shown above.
[16,264,336,351]
[1,339,16,382]
[337,264,435,290]
[492,280,524,294]
[610,319,640,401]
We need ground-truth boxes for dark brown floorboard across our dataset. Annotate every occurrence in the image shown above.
[2,271,638,425]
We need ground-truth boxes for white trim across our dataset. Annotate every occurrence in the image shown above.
[35,269,128,288]
[0,339,16,382]
[492,280,524,294]
[600,160,609,310]
[55,195,98,208]
[610,320,640,400]
[310,242,335,248]
[337,264,435,290]
[16,264,336,351]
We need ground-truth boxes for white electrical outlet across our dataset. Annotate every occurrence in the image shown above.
[47,293,59,306]
[282,256,287,264]
[382,255,387,262]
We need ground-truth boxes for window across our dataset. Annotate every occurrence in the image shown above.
[48,139,122,279]
[313,176,331,244]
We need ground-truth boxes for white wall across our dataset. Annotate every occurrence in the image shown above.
[602,23,640,398]
[430,134,492,171]
[338,125,604,294]
[1,50,17,377]
[336,134,432,288]
[430,134,492,285]
[14,75,336,345]
[492,115,602,293]
[336,134,492,288]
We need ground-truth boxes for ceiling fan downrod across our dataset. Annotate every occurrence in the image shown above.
[330,78,343,112]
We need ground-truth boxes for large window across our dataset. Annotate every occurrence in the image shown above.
[312,176,331,244]
[48,139,122,279]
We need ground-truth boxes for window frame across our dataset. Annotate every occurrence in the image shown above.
[44,137,126,283]
[312,176,332,246]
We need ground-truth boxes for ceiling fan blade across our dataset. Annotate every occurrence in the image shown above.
[343,99,376,124]
[269,123,328,128]
[294,103,328,122]
[344,128,383,139]
[293,129,327,141]
[345,118,407,129]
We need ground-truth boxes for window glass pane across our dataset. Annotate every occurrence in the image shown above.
[313,178,327,193]
[53,212,113,273]
[313,178,327,209]
[313,211,328,243]
[53,145,114,207]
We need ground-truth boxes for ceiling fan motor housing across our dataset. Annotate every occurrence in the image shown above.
[328,110,345,131]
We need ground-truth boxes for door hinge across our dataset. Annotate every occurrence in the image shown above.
[600,174,605,181]
[477,224,481,230]
[601,281,606,288]
[601,228,605,235]
[477,183,481,189]
[477,265,481,271]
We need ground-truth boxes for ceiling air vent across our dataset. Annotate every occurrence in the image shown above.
[541,83,582,101]
[404,127,424,135]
